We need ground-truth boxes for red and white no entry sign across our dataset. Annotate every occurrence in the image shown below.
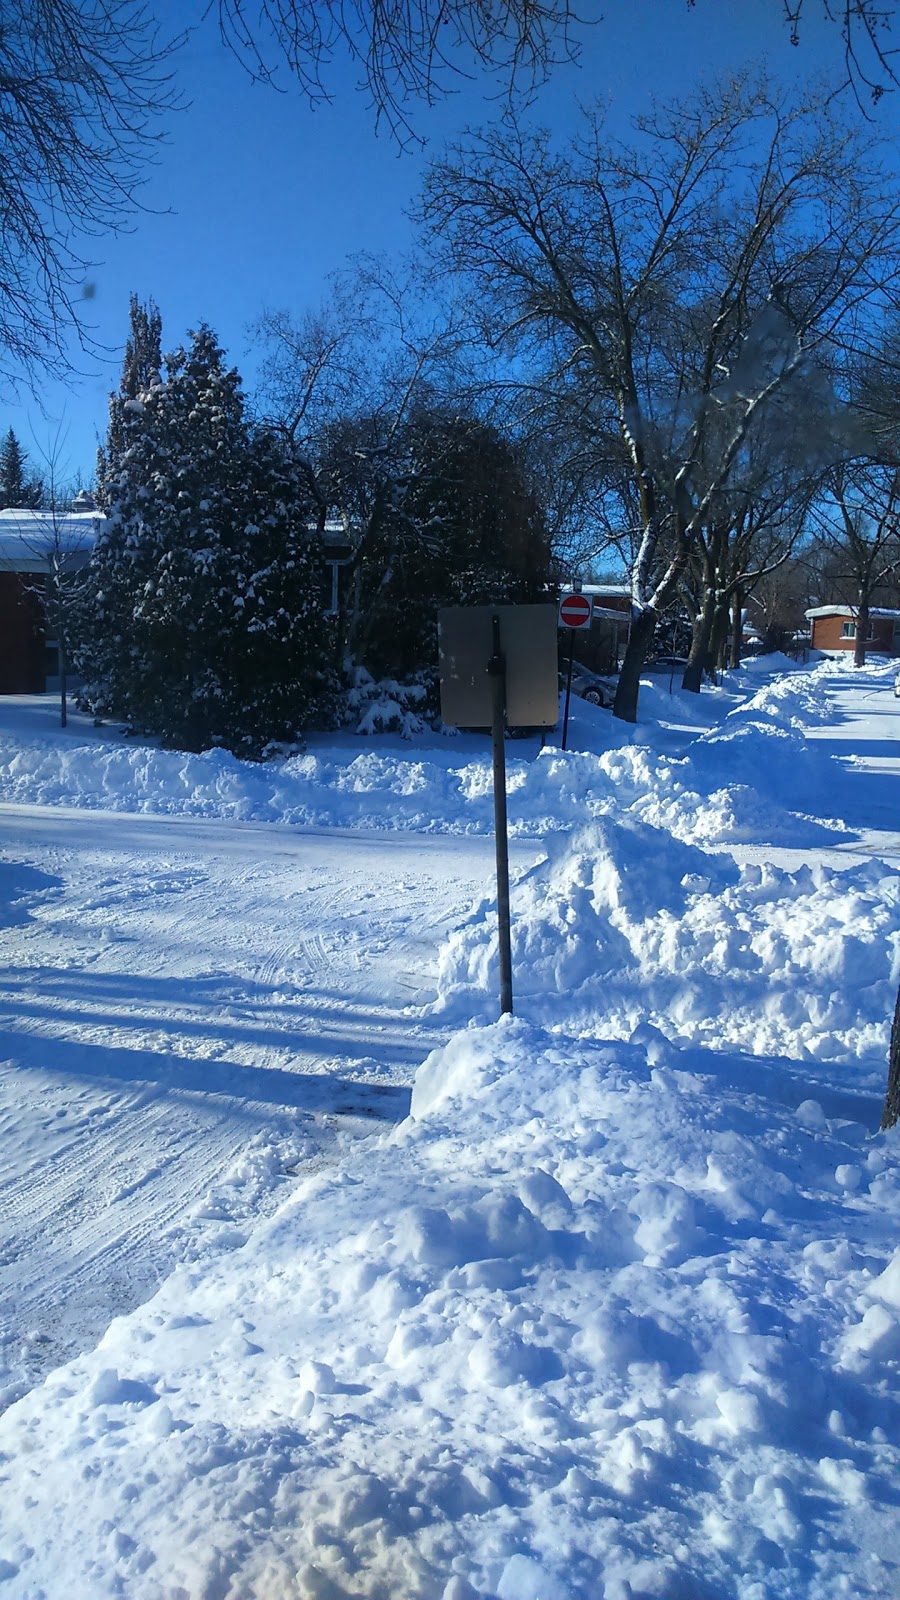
[558,592,593,629]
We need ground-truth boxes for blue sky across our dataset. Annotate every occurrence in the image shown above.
[4,0,888,486]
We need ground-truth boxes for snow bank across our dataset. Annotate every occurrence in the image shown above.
[436,816,900,1065]
[1,1019,896,1599]
[0,660,850,848]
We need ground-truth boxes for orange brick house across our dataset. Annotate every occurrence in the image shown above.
[804,605,900,656]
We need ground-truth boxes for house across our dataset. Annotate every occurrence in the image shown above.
[579,584,633,671]
[804,605,900,657]
[0,504,103,692]
[0,507,358,695]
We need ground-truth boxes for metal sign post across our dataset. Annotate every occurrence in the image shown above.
[488,614,513,1015]
[558,591,593,751]
[561,628,576,752]
[438,604,558,1019]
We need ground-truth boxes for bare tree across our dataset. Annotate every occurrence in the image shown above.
[681,483,815,682]
[0,1,180,393]
[808,462,900,664]
[678,374,837,687]
[253,258,475,669]
[782,0,900,106]
[421,76,900,719]
[883,984,900,1129]
[8,432,96,725]
[211,0,580,139]
[209,1,900,135]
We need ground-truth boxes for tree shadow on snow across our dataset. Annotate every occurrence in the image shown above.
[680,1042,884,1130]
[801,741,900,834]
[0,861,64,927]
[0,964,435,1071]
[0,1018,412,1123]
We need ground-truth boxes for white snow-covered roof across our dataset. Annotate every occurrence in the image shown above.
[805,604,900,621]
[590,604,633,622]
[0,509,104,571]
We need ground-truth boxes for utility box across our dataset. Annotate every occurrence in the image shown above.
[438,604,559,728]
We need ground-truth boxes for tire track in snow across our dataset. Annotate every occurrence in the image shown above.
[0,807,514,1408]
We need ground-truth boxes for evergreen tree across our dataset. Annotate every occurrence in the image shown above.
[78,320,333,754]
[77,296,167,713]
[0,428,43,508]
[95,293,162,509]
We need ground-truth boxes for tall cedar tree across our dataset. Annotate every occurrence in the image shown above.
[79,318,333,754]
[95,294,163,509]
[79,294,164,707]
[0,428,43,507]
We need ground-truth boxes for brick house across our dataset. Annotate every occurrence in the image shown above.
[0,508,358,695]
[804,605,900,656]
[0,505,103,693]
[577,585,633,671]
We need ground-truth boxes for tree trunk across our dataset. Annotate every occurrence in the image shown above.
[682,587,716,694]
[729,589,743,670]
[710,598,729,679]
[613,607,657,723]
[57,597,68,727]
[854,595,869,668]
[343,560,366,674]
[882,975,900,1130]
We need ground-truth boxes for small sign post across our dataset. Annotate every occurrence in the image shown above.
[558,591,593,751]
[438,604,558,1018]
[487,615,513,1015]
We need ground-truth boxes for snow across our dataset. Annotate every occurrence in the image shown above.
[0,509,101,569]
[0,656,898,1599]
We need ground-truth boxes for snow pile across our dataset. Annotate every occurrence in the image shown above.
[0,1019,896,1599]
[436,817,900,1065]
[685,659,849,809]
[737,650,812,676]
[0,661,846,847]
[731,670,832,729]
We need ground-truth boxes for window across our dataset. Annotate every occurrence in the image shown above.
[841,621,856,639]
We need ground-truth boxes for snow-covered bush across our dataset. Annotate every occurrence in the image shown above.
[341,667,438,738]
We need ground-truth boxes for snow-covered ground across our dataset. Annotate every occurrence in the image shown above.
[0,656,897,1599]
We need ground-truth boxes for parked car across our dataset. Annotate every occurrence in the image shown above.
[643,654,689,675]
[560,662,617,707]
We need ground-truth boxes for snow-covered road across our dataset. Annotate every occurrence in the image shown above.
[0,803,532,1405]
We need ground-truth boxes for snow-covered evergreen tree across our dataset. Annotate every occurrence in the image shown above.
[78,316,333,754]
[0,428,43,507]
[95,294,162,511]
[76,297,165,718]
[221,421,336,752]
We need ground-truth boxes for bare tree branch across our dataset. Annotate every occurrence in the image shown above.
[209,0,582,141]
[0,0,182,394]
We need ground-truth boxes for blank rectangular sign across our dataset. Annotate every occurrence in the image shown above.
[438,604,559,728]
